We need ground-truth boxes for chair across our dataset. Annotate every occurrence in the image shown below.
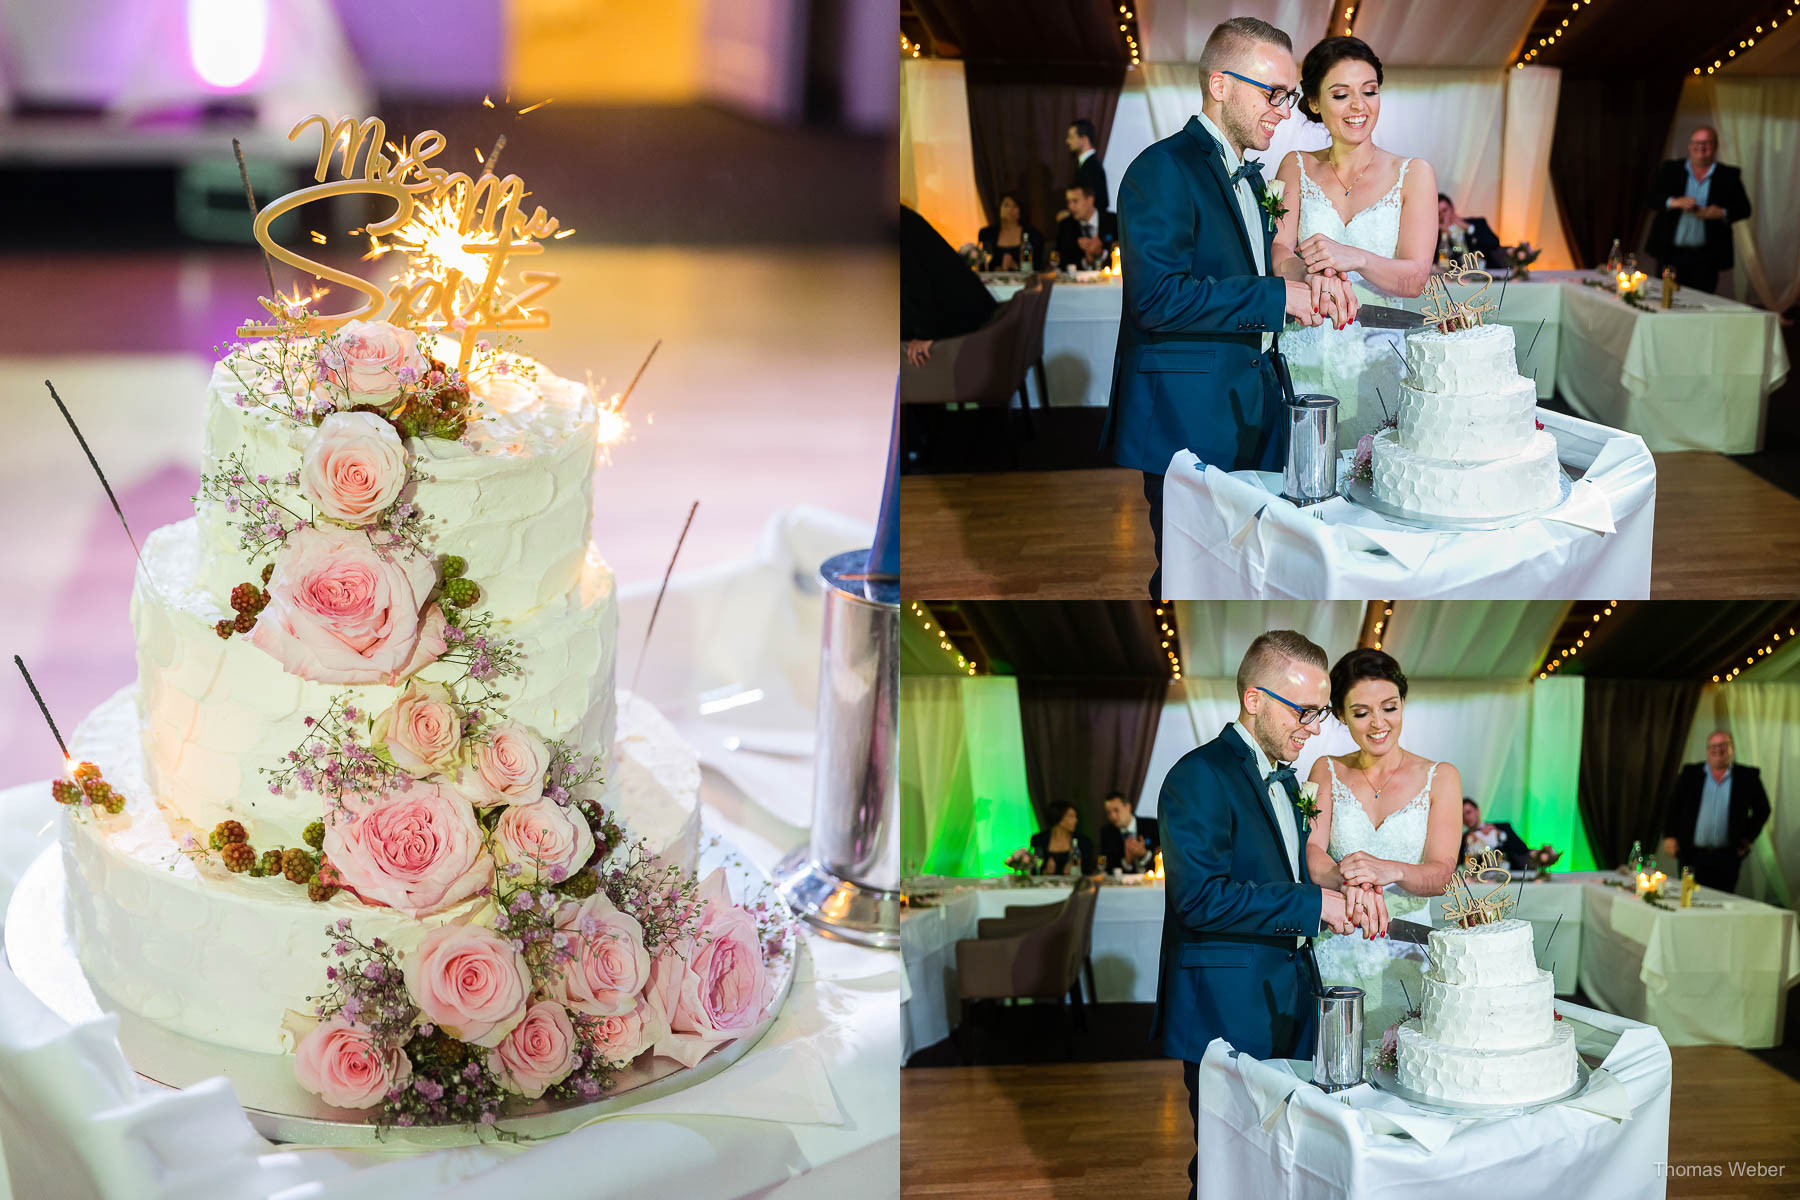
[975,879,1099,1009]
[898,277,1055,421]
[952,876,1099,1063]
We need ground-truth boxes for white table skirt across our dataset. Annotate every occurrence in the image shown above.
[1560,872,1800,1048]
[1159,409,1656,600]
[987,277,1123,409]
[1427,883,1583,995]
[1195,1002,1672,1200]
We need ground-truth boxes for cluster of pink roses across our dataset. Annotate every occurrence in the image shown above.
[293,868,774,1112]
[319,319,428,407]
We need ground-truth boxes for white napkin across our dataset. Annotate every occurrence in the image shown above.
[582,1042,844,1130]
[1331,1083,1463,1152]
[1561,1067,1633,1121]
[1229,1052,1305,1128]
[1539,479,1616,534]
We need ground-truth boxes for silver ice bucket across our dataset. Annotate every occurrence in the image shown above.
[773,549,900,949]
[1282,392,1340,506]
[1313,985,1365,1091]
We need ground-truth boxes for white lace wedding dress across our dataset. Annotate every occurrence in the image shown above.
[1313,757,1436,1040]
[1285,157,1414,451]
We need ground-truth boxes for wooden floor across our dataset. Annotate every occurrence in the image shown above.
[900,453,1800,600]
[901,1050,1800,1198]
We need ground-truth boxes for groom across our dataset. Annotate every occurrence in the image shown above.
[1152,629,1366,1200]
[1102,16,1352,599]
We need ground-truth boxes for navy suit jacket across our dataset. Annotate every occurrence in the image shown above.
[1102,116,1290,476]
[1153,725,1324,1065]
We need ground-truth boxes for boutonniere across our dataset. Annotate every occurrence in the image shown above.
[1293,779,1320,824]
[1258,178,1287,235]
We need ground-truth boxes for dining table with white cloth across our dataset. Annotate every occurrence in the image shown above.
[0,507,901,1200]
[985,274,1122,409]
[1158,408,1656,599]
[1194,1001,1670,1200]
[900,877,1165,1061]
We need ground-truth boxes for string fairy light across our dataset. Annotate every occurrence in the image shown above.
[1516,0,1595,67]
[1712,618,1798,685]
[911,601,979,676]
[1117,4,1140,69]
[1155,605,1181,680]
[1693,5,1790,74]
[1536,601,1617,679]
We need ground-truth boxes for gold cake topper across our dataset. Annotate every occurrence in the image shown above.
[1419,252,1498,335]
[1440,848,1518,927]
[240,114,567,372]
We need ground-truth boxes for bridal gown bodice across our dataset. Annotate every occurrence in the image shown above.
[1284,157,1414,449]
[1314,756,1436,1041]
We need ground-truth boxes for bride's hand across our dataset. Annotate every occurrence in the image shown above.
[1299,233,1365,278]
[1338,852,1403,888]
[1353,885,1390,938]
[1310,273,1360,330]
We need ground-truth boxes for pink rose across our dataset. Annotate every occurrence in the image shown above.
[322,319,426,404]
[301,411,410,526]
[403,924,532,1048]
[588,996,668,1067]
[251,526,447,685]
[487,1000,579,1098]
[495,800,594,884]
[446,721,550,809]
[294,1015,411,1109]
[551,892,650,1017]
[372,679,464,778]
[645,870,770,1068]
[323,783,490,916]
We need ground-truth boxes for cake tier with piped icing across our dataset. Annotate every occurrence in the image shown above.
[1370,428,1559,519]
[1419,967,1557,1051]
[1424,919,1540,987]
[1396,1020,1576,1106]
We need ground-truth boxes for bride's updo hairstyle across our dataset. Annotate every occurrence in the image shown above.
[1330,647,1408,719]
[1299,36,1384,123]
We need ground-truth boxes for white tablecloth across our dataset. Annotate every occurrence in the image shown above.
[0,507,900,1200]
[1196,1002,1672,1199]
[1159,409,1656,599]
[1559,872,1800,1048]
[1427,882,1583,995]
[987,276,1122,408]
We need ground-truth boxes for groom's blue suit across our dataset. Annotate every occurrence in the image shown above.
[1153,724,1324,1066]
[1103,116,1291,475]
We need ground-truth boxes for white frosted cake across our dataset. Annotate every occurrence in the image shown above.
[1395,919,1577,1105]
[1370,324,1560,519]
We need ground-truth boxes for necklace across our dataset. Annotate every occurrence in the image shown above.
[1325,148,1375,197]
[1356,754,1397,801]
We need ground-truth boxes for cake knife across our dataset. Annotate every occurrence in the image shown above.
[1385,919,1433,945]
[1352,304,1428,330]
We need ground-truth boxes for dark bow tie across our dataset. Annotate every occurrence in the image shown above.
[1266,764,1297,794]
[1230,160,1265,186]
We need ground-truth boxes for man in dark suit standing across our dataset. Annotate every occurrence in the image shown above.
[1645,125,1753,296]
[1661,730,1770,893]
[1067,117,1110,212]
[1154,629,1377,1200]
[1102,18,1347,599]
[1099,790,1160,873]
[1437,194,1503,269]
[1054,184,1119,269]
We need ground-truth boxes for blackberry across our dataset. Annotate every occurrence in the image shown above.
[214,619,236,640]
[51,779,82,805]
[442,578,481,609]
[260,849,286,877]
[283,847,317,884]
[440,555,467,580]
[222,842,256,872]
[210,820,248,850]
[559,869,600,899]
[302,820,325,851]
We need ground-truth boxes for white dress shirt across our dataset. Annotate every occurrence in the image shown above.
[1695,766,1733,848]
[1669,162,1714,249]
[1229,721,1300,878]
[1078,147,1095,167]
[1195,111,1267,276]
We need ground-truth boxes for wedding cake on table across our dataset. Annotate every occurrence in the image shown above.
[50,115,784,1129]
[1369,322,1561,520]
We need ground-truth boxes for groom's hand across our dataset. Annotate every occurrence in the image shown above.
[1284,281,1327,327]
[1319,889,1356,935]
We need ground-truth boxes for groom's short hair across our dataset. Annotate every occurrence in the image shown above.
[1236,630,1328,700]
[1199,17,1292,78]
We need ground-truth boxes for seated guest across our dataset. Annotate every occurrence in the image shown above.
[1029,801,1097,876]
[1067,117,1109,212]
[1436,194,1502,268]
[1662,730,1769,893]
[1461,798,1531,873]
[976,192,1045,273]
[900,203,999,368]
[1646,125,1752,296]
[1099,790,1159,873]
[1054,184,1118,271]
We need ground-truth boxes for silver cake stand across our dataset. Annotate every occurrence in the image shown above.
[4,833,797,1147]
[1368,1057,1594,1118]
[1341,465,1575,533]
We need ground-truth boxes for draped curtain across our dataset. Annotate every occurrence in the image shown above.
[1500,67,1568,269]
[1687,683,1799,908]
[1549,74,1687,267]
[899,675,1039,877]
[1577,680,1704,869]
[900,58,990,248]
[1017,678,1169,848]
[963,64,1126,238]
[1522,676,1597,871]
[1713,77,1800,313]
[1136,0,1332,62]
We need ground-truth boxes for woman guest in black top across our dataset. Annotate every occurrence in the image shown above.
[977,192,1044,273]
[1028,801,1097,876]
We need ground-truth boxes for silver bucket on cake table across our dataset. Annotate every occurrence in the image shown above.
[1282,393,1340,507]
[772,549,900,949]
[1313,985,1365,1091]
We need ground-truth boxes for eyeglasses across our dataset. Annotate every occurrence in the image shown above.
[1220,70,1300,111]
[1256,686,1329,726]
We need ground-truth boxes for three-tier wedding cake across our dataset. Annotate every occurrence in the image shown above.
[1395,918,1577,1105]
[1370,323,1561,520]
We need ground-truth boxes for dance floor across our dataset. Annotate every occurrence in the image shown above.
[0,245,893,783]
[901,1051,1800,1199]
[900,454,1800,600]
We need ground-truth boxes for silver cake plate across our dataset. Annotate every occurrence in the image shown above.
[1341,466,1574,533]
[1367,1057,1593,1118]
[4,833,797,1147]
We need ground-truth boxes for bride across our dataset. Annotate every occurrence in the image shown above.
[1271,37,1439,448]
[1305,648,1462,1038]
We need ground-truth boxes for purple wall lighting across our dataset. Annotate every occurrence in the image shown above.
[188,0,269,90]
